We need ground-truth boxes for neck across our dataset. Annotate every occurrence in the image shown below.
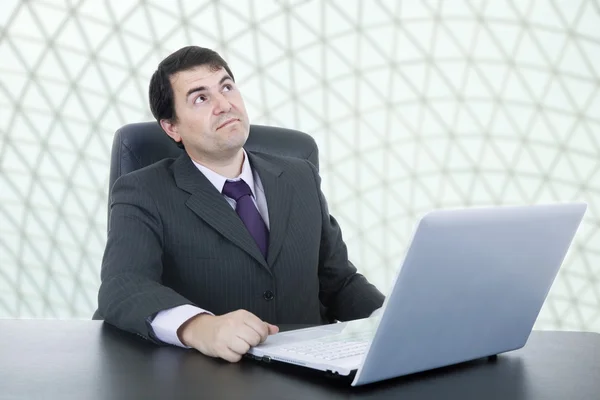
[188,148,245,179]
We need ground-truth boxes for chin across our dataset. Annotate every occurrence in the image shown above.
[220,133,247,151]
[227,126,249,143]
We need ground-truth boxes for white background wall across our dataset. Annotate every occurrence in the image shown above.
[1,0,599,332]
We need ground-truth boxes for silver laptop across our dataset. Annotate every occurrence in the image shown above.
[247,202,587,386]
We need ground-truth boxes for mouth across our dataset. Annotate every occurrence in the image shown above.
[216,118,239,130]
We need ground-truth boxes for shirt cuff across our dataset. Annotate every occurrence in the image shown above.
[150,304,213,348]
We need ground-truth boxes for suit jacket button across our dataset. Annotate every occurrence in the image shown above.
[263,290,274,301]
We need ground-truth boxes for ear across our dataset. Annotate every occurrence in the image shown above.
[160,119,182,144]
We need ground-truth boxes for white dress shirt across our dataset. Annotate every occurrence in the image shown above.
[150,150,270,347]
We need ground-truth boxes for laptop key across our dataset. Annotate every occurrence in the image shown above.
[281,336,369,361]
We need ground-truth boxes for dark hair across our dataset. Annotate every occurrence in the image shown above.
[148,46,235,148]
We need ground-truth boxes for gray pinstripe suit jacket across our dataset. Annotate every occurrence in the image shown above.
[95,150,385,341]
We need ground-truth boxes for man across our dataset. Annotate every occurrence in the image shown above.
[96,45,384,362]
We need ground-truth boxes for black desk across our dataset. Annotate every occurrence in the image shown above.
[1,320,599,399]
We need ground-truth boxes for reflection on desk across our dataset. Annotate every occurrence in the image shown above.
[0,320,599,400]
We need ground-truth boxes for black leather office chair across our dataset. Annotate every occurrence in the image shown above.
[107,121,319,224]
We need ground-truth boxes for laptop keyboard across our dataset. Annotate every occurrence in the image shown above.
[280,331,371,361]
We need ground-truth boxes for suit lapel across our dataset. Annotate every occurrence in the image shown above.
[173,153,270,272]
[247,152,294,267]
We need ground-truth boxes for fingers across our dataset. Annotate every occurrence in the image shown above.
[236,326,262,347]
[220,346,243,363]
[267,323,279,335]
[241,314,270,342]
[206,310,280,363]
[228,336,251,357]
[237,310,279,342]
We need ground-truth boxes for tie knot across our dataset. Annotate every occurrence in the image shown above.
[222,179,252,201]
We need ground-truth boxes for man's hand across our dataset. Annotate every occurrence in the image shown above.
[178,309,279,362]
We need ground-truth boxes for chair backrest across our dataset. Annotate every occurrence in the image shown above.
[108,122,319,223]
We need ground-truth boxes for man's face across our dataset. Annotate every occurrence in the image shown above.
[161,65,250,162]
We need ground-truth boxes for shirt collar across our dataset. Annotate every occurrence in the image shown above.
[191,149,256,198]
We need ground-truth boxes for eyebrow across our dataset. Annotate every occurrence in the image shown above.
[185,75,234,99]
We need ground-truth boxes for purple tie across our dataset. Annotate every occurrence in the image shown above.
[222,180,269,259]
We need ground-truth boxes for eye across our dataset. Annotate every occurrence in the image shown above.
[193,95,207,104]
[222,84,233,92]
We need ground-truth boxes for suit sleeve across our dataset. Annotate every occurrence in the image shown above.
[97,172,196,342]
[305,161,385,321]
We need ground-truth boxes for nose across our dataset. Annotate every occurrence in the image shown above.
[213,92,231,115]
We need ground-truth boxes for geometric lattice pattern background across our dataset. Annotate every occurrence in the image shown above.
[1,0,599,332]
